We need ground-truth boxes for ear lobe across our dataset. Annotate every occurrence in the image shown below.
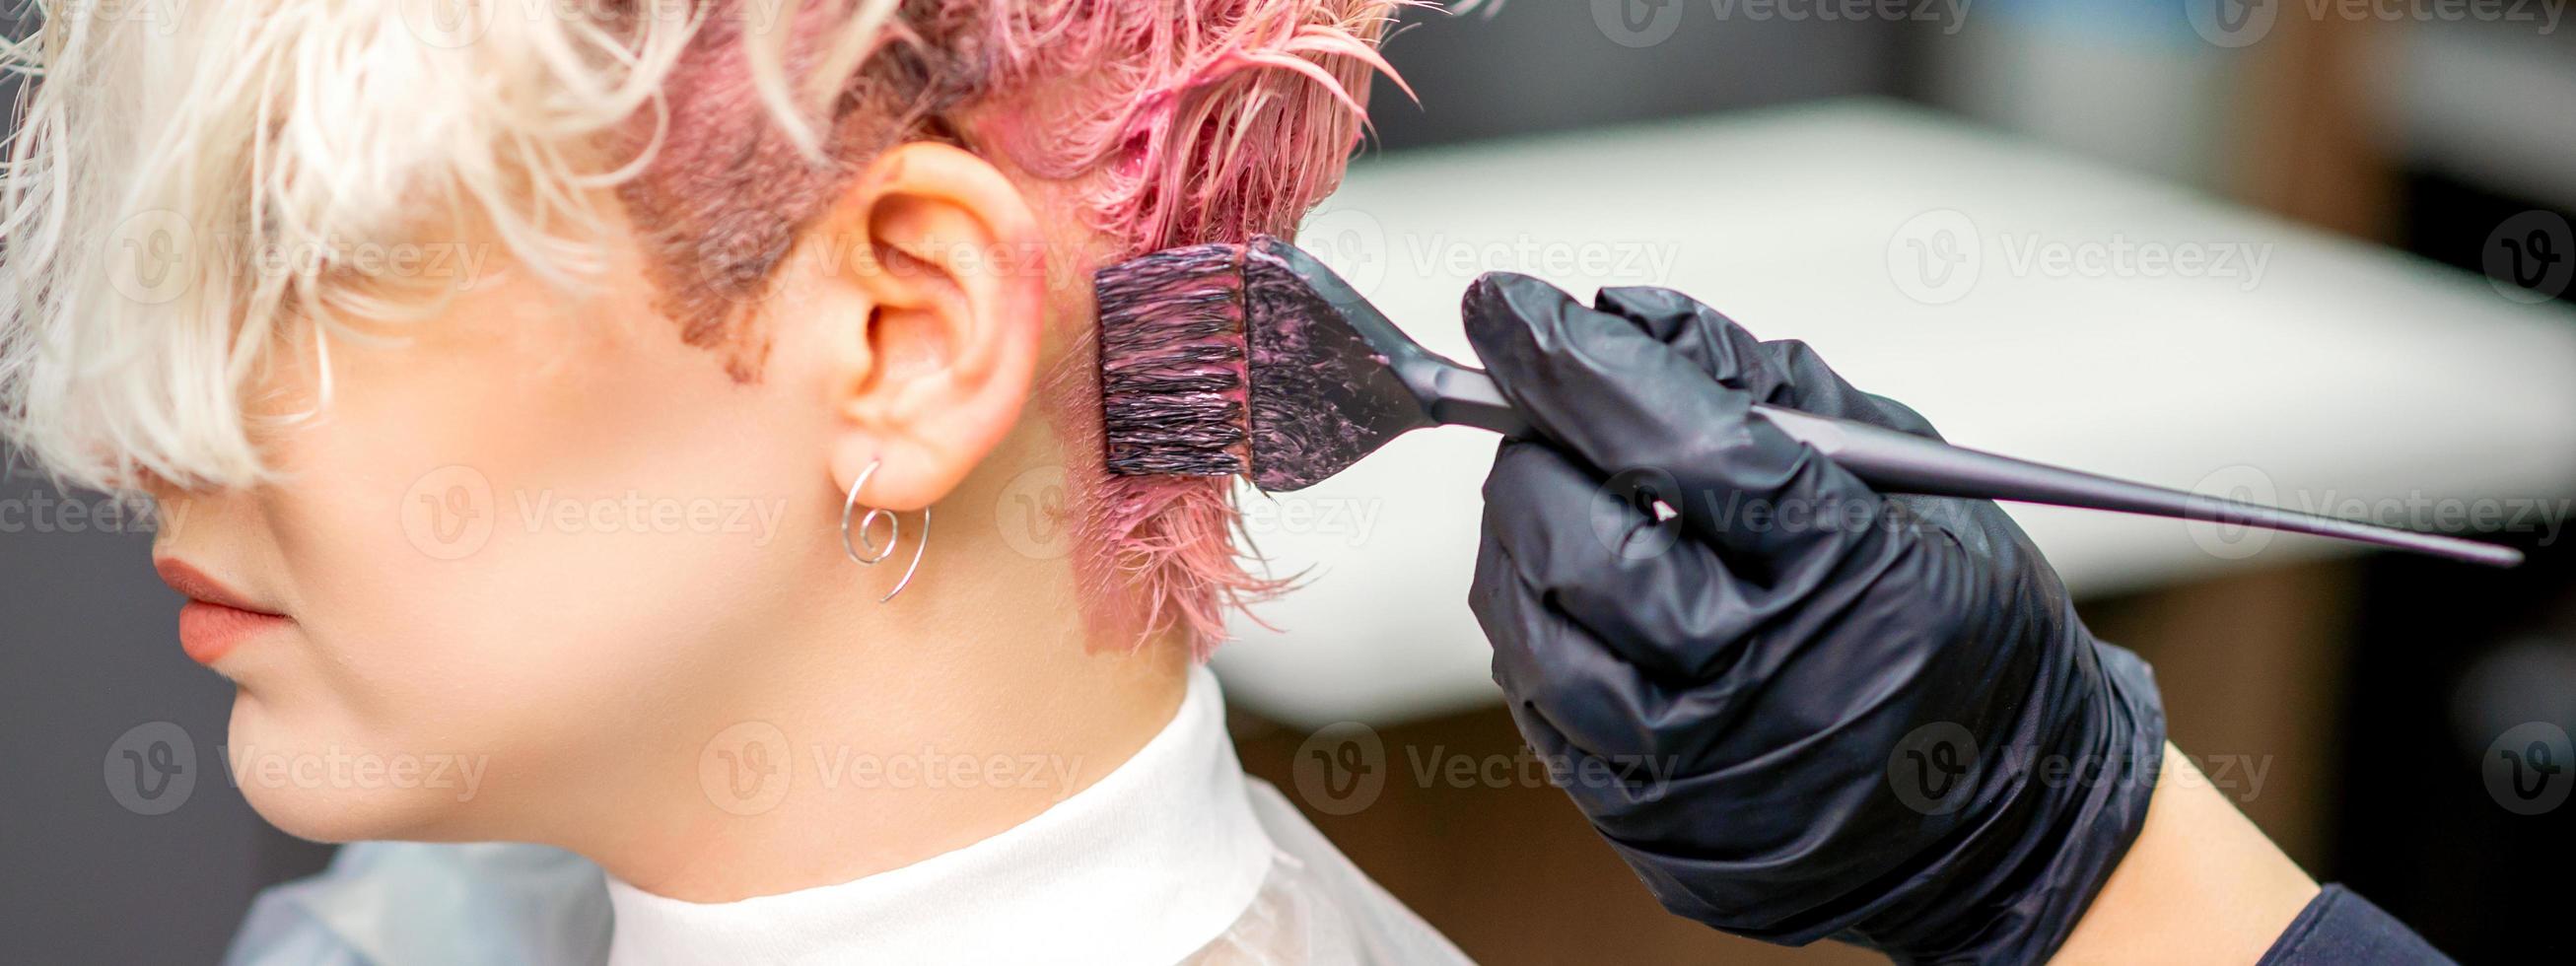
[806,142,1047,513]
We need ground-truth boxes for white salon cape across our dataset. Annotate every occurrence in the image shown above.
[223,666,1473,965]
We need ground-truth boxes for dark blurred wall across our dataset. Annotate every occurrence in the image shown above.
[2335,525,2576,960]
[1365,2,1914,151]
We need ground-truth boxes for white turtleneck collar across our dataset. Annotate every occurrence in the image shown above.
[601,665,1276,965]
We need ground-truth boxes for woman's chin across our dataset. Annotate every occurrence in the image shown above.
[226,704,497,843]
[242,784,415,844]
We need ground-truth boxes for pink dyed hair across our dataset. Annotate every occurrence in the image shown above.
[615,0,1420,656]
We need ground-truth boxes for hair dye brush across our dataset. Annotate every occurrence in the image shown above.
[1094,235,2523,568]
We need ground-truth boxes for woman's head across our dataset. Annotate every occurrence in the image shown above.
[1,0,1408,844]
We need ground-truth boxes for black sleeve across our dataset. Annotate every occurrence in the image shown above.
[2257,885,2455,965]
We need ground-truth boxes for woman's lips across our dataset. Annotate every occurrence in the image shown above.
[154,559,290,665]
[175,600,289,664]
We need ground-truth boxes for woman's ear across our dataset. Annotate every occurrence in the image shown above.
[798,142,1047,513]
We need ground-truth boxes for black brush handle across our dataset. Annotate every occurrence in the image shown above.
[1428,365,2523,568]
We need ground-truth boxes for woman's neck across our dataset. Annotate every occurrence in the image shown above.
[570,530,1196,903]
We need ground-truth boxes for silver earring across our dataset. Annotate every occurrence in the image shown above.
[840,458,930,602]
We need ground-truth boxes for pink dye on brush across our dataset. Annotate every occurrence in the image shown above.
[620,0,1419,656]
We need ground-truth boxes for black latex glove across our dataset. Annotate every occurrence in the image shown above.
[1462,274,2168,964]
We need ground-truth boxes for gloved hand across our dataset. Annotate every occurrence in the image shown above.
[1461,274,2168,964]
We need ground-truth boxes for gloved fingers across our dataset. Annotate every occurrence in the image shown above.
[1497,693,1687,814]
[1584,286,1791,397]
[1493,698,1778,883]
[1464,272,1902,567]
[1759,338,1946,443]
[1472,528,1693,766]
[1589,286,1945,442]
[1480,437,1810,683]
[1480,438,1972,764]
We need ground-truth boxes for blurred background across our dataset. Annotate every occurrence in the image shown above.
[8,1,2575,962]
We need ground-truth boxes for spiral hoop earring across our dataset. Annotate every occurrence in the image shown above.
[840,459,931,602]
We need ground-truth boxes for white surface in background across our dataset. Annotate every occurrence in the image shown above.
[1213,101,2576,728]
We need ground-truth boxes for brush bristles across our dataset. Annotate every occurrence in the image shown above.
[1095,243,1255,477]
